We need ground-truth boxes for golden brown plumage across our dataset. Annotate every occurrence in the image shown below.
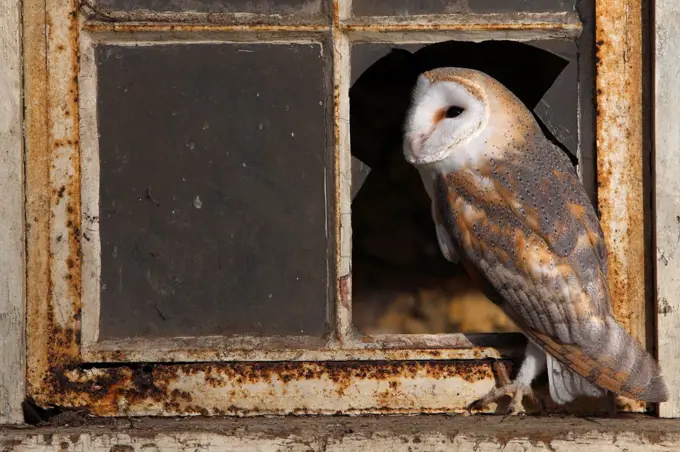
[404,67,668,413]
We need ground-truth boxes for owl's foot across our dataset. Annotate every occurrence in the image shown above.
[468,383,536,416]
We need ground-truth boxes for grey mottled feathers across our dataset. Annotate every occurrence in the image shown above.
[434,135,668,403]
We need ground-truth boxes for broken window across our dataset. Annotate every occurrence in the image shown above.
[350,38,589,335]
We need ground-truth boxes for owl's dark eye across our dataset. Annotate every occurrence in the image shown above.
[445,106,464,118]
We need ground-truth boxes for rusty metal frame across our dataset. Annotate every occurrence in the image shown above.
[593,0,649,413]
[23,0,651,416]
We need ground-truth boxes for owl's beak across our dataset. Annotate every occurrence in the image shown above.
[409,136,422,155]
[406,131,437,165]
[403,136,421,164]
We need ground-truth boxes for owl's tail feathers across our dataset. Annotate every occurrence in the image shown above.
[534,316,669,403]
[546,355,605,405]
[586,316,669,403]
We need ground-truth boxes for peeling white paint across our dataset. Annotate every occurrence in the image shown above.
[655,0,680,419]
[3,419,680,452]
[0,0,25,426]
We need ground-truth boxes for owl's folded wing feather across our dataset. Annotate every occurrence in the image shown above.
[435,142,667,402]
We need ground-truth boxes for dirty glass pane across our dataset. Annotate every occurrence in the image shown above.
[95,0,325,15]
[353,0,575,16]
[349,39,587,335]
[95,43,330,339]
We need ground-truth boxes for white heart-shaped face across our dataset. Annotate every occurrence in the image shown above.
[403,71,487,168]
[403,67,543,177]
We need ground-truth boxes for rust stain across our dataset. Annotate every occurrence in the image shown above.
[595,0,646,345]
[87,344,507,363]
[331,4,350,344]
[331,0,340,27]
[338,274,351,310]
[24,0,647,420]
[65,0,83,355]
[37,360,499,416]
[47,0,82,366]
[332,63,342,274]
[24,0,52,400]
[81,21,581,34]
[82,23,329,33]
[595,0,646,414]
[78,0,325,25]
[26,0,85,404]
[341,22,581,32]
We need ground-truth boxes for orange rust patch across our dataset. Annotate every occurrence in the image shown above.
[338,274,350,309]
[84,23,329,33]
[38,360,499,415]
[595,0,646,360]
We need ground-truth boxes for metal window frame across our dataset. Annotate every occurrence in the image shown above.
[22,0,653,416]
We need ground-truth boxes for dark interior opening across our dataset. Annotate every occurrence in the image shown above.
[349,40,587,335]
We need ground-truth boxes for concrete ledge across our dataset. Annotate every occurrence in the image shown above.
[2,415,680,451]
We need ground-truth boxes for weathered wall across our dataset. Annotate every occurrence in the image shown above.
[655,0,680,419]
[3,416,680,451]
[0,0,26,426]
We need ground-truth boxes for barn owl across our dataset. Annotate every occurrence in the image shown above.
[403,67,669,414]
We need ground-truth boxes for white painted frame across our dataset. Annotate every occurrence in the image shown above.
[655,0,680,419]
[0,0,26,425]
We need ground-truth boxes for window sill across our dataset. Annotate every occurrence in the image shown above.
[2,414,679,450]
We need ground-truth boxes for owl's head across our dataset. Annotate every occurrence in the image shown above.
[403,67,534,169]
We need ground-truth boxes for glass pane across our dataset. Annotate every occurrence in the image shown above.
[350,40,585,334]
[353,0,576,16]
[95,43,330,339]
[95,0,324,15]
[531,40,578,157]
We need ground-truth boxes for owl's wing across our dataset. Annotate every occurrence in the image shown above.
[435,142,667,402]
[417,168,460,263]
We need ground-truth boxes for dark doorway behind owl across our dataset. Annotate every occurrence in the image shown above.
[350,40,586,335]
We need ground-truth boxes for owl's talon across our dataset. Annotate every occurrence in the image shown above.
[467,383,530,415]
